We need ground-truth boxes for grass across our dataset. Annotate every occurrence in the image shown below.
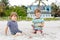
[0,17,9,21]
[44,17,60,21]
[0,16,32,21]
[0,17,60,21]
[18,16,32,21]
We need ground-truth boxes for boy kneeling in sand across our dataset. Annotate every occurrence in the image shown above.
[32,9,44,34]
[5,12,23,36]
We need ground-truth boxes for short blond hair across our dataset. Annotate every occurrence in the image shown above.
[10,12,18,18]
[34,9,41,14]
[9,12,18,19]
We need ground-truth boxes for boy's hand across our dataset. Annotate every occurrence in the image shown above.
[38,22,44,27]
[5,32,7,36]
[38,23,43,27]
[38,23,41,26]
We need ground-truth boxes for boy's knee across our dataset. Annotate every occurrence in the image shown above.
[40,30,43,34]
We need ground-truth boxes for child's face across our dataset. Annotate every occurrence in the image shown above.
[11,15,17,21]
[35,12,41,18]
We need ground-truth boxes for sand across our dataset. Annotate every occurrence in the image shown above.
[0,20,60,40]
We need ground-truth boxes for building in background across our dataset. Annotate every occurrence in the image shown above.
[27,5,52,18]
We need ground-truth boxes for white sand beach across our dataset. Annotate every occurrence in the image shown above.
[0,21,60,40]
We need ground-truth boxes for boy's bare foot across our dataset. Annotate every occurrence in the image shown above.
[29,36,32,38]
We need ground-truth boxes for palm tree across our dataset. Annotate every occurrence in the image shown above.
[0,0,9,17]
[0,2,5,17]
[1,0,9,6]
[51,3,59,17]
[30,0,48,8]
